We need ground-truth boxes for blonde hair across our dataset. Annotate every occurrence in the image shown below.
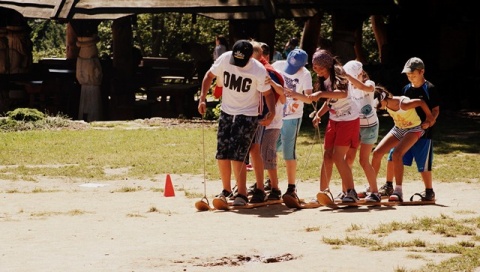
[250,39,263,60]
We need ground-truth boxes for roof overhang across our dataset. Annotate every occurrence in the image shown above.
[0,0,396,21]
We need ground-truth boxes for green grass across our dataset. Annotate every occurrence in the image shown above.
[321,214,480,272]
[0,111,478,185]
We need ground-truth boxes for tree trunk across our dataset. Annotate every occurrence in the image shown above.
[111,16,135,120]
[301,12,322,64]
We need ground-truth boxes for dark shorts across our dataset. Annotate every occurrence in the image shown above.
[216,111,258,162]
[387,138,433,172]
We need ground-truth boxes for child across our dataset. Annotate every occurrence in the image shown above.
[371,86,435,202]
[271,49,313,201]
[197,40,275,206]
[289,49,360,203]
[381,57,440,201]
[343,60,380,202]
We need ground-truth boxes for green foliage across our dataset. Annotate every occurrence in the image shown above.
[6,108,45,121]
[28,12,380,64]
[28,19,67,62]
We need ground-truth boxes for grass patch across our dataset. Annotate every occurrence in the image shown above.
[322,214,480,271]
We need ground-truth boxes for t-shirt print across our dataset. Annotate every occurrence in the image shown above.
[283,76,300,116]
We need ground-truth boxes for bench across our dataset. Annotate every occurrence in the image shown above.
[138,57,200,118]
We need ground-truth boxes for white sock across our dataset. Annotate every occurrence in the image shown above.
[394,185,402,193]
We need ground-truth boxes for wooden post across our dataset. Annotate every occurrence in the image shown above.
[76,35,103,121]
[111,16,135,120]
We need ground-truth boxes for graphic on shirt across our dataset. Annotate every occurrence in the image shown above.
[283,76,300,116]
[223,71,253,93]
[361,104,373,116]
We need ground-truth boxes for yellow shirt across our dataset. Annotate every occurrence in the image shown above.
[386,96,422,129]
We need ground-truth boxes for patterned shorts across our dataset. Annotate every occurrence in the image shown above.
[216,111,258,162]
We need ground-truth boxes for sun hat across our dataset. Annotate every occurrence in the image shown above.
[402,57,424,73]
[343,60,363,78]
[284,48,308,75]
[312,49,334,69]
[230,40,253,67]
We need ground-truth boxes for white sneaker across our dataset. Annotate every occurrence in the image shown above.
[233,194,248,206]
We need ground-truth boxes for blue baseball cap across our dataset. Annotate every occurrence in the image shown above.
[284,49,308,75]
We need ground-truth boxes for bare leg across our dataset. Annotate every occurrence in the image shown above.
[391,133,420,187]
[217,159,232,192]
[332,146,353,190]
[285,159,296,186]
[320,148,333,191]
[249,143,265,191]
[359,143,377,192]
[421,171,433,188]
[232,160,247,196]
[386,160,394,183]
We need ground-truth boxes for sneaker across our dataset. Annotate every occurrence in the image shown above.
[379,183,394,196]
[216,189,232,200]
[249,188,267,203]
[421,189,435,201]
[282,187,298,200]
[357,185,370,198]
[388,191,403,202]
[264,179,272,191]
[365,192,381,203]
[342,189,359,203]
[267,188,282,200]
[334,192,346,202]
[233,194,249,206]
[246,164,253,171]
[230,186,238,200]
[247,183,257,196]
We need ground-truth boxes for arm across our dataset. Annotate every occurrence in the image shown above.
[308,89,348,103]
[198,71,215,116]
[346,74,374,93]
[265,75,286,104]
[312,101,329,127]
[402,99,436,128]
[283,87,313,104]
[259,89,276,126]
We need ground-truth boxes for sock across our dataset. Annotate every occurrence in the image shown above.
[287,184,296,191]
[426,188,434,192]
[394,185,402,193]
[386,181,393,186]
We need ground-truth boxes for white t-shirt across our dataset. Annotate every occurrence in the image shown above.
[323,77,360,122]
[271,60,313,120]
[266,100,284,130]
[210,52,270,116]
[349,79,378,127]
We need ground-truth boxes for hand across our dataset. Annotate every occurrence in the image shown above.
[198,101,206,116]
[259,112,274,127]
[312,114,321,128]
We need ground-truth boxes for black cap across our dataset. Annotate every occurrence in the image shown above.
[229,40,253,67]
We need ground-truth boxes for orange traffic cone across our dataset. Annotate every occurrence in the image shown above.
[164,174,175,197]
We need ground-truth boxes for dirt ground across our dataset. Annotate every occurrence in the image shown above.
[1,173,479,272]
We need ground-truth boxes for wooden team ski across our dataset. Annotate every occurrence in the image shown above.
[282,194,323,209]
[212,198,283,211]
[195,197,213,211]
[316,191,397,209]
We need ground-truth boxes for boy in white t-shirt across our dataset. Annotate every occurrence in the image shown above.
[271,49,313,200]
[197,40,275,206]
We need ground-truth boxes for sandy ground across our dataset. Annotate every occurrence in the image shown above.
[1,174,479,272]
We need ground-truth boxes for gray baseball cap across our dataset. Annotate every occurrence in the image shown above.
[402,57,424,73]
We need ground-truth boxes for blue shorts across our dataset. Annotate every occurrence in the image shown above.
[360,124,379,145]
[216,111,258,162]
[277,118,302,160]
[387,138,433,172]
